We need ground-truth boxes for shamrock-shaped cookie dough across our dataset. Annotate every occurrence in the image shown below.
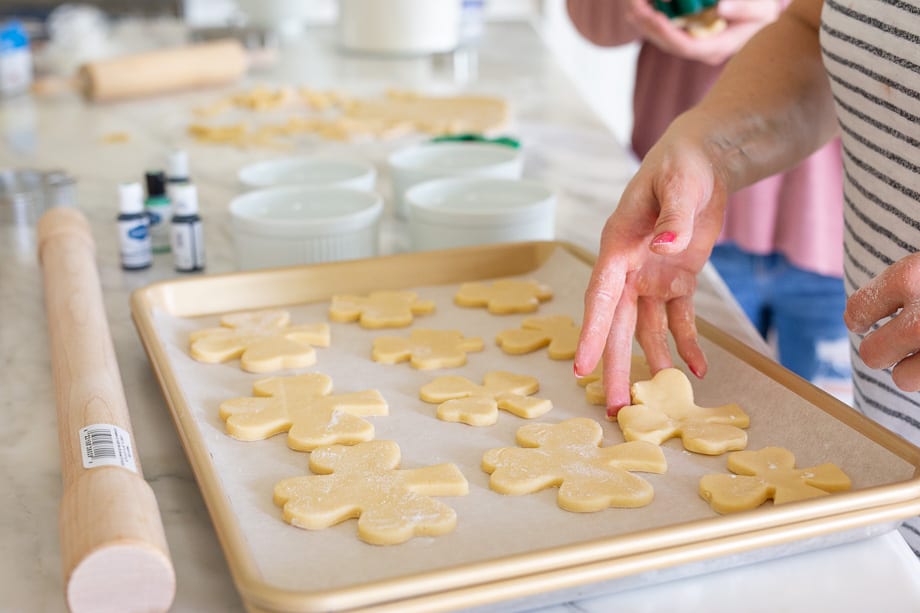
[482,417,667,512]
[454,279,553,314]
[273,440,469,545]
[617,368,750,455]
[699,447,852,514]
[219,373,387,451]
[577,355,652,406]
[420,371,552,426]
[496,315,580,360]
[329,290,435,328]
[190,309,330,373]
[372,329,484,370]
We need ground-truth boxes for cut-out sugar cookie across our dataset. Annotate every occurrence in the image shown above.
[617,368,750,455]
[190,309,330,373]
[699,447,852,514]
[481,417,667,512]
[273,440,469,545]
[577,355,652,406]
[454,279,553,314]
[496,315,580,359]
[420,371,552,426]
[329,290,435,328]
[372,328,484,370]
[219,373,387,451]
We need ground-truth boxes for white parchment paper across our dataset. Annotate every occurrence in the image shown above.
[149,248,916,593]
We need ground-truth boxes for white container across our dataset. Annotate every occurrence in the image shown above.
[406,176,555,251]
[339,0,461,55]
[229,186,383,270]
[238,156,377,191]
[388,142,524,218]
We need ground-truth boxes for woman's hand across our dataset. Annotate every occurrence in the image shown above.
[576,119,729,416]
[628,0,782,65]
[845,253,920,391]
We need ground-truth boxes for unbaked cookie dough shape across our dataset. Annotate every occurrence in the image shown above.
[372,328,485,370]
[219,373,387,451]
[699,447,852,514]
[496,315,580,360]
[577,355,652,406]
[420,371,552,426]
[190,309,330,373]
[454,279,553,314]
[273,440,469,545]
[617,368,750,455]
[481,418,667,512]
[329,290,435,328]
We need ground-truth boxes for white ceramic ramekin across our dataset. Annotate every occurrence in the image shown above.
[387,142,524,218]
[229,186,383,269]
[238,156,377,191]
[406,176,555,251]
[339,0,460,55]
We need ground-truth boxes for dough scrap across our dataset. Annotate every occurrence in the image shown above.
[329,290,435,328]
[273,440,469,545]
[454,279,553,314]
[675,7,728,38]
[699,447,852,514]
[617,368,750,455]
[481,418,667,512]
[577,355,652,406]
[372,329,484,370]
[190,309,330,373]
[496,315,580,359]
[219,373,387,451]
[420,371,552,426]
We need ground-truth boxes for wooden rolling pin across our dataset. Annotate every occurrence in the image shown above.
[37,207,175,613]
[34,38,250,102]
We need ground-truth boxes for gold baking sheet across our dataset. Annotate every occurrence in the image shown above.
[131,241,920,612]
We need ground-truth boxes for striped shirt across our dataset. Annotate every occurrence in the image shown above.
[820,0,920,556]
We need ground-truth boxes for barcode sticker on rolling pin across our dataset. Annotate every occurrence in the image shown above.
[79,424,138,473]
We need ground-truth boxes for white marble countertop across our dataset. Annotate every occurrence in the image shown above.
[1,21,918,613]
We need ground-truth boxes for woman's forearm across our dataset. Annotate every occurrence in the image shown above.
[686,0,838,192]
[566,0,640,46]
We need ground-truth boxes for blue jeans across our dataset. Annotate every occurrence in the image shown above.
[708,244,851,389]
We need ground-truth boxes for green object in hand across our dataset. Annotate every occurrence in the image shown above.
[430,133,520,149]
[652,0,718,18]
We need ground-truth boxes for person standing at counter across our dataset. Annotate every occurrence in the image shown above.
[573,0,920,555]
[566,0,850,398]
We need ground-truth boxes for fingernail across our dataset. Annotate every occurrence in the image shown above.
[606,406,619,419]
[689,365,703,378]
[652,231,676,246]
[573,363,585,379]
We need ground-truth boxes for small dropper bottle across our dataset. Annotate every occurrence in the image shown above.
[116,181,152,270]
[169,182,205,272]
[144,170,171,253]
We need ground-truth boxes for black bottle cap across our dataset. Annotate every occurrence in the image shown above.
[145,170,167,198]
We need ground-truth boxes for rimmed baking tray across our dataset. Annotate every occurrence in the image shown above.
[131,241,920,612]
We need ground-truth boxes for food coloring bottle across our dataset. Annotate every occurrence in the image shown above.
[169,182,205,272]
[116,181,152,270]
[144,170,171,253]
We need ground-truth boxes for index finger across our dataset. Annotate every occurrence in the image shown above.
[576,249,628,378]
[844,261,912,334]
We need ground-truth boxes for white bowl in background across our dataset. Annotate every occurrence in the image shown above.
[406,176,555,252]
[238,156,377,191]
[229,186,383,270]
[339,0,460,55]
[387,142,523,217]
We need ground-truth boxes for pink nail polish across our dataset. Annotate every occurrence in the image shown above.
[652,231,676,246]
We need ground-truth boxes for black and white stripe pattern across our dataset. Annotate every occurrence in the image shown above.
[820,0,920,557]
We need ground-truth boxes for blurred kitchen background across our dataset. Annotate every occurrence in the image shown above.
[0,0,639,145]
